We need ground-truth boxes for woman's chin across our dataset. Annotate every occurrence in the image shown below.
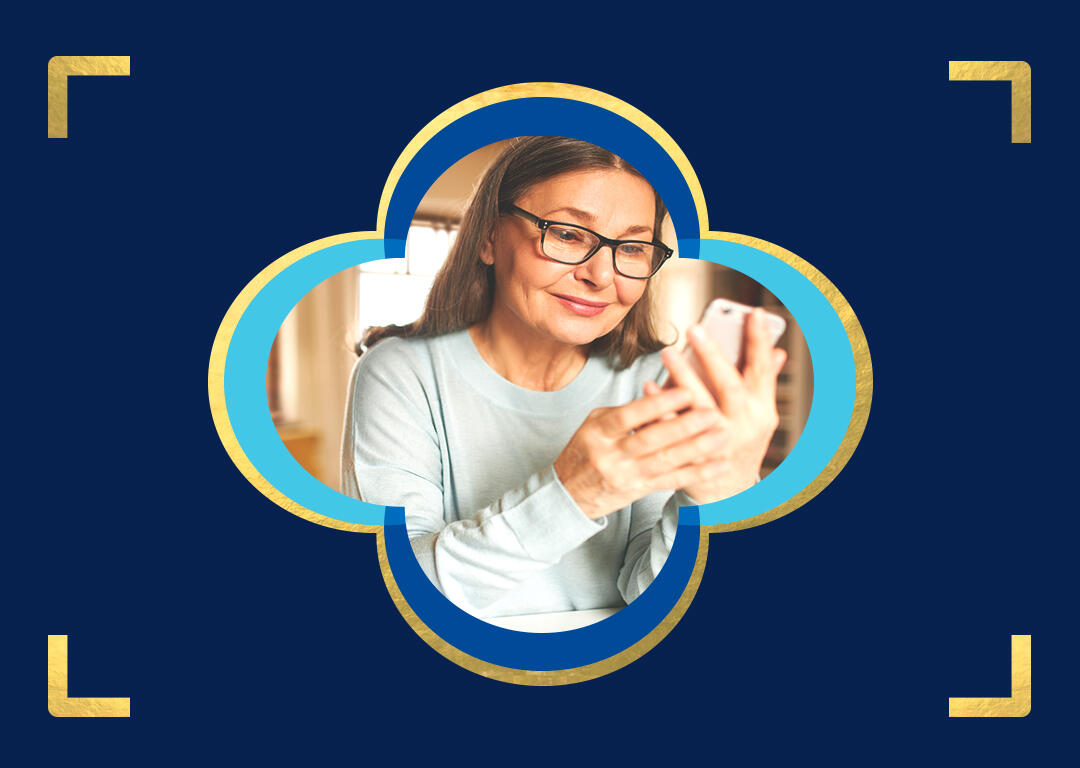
[546,318,617,348]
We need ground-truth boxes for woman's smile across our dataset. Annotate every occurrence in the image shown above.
[551,293,610,317]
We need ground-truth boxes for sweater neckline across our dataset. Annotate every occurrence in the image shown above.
[444,328,608,415]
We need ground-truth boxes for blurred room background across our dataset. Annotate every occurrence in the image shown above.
[269,141,813,492]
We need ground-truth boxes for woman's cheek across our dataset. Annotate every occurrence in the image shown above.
[615,279,648,308]
[606,295,640,331]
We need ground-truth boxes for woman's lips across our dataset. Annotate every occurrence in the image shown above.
[552,294,609,317]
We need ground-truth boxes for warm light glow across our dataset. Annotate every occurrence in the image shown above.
[356,223,457,338]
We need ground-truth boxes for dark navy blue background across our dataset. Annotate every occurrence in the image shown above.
[13,2,1072,763]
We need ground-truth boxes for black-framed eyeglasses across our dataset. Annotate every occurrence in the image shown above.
[504,205,673,279]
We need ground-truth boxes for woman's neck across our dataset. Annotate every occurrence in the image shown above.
[469,315,588,392]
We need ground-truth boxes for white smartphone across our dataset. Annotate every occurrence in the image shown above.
[687,298,787,375]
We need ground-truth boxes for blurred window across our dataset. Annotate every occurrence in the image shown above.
[355,221,458,344]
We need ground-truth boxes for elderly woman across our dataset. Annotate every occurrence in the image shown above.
[342,137,785,620]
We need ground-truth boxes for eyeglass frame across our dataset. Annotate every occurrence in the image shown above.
[503,204,674,279]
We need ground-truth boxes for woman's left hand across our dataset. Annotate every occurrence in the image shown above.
[647,308,787,503]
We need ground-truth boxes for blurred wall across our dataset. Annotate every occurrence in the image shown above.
[274,266,358,491]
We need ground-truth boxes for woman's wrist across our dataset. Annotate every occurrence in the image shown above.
[553,458,607,520]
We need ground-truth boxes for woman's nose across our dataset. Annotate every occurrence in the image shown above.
[573,245,616,287]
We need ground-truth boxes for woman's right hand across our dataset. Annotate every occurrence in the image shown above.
[553,387,730,520]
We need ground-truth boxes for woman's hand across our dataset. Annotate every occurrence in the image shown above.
[650,308,787,503]
[554,387,732,520]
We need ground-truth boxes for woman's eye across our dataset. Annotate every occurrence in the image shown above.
[620,244,645,256]
[553,228,583,243]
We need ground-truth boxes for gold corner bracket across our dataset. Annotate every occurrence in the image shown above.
[948,634,1031,717]
[47,55,131,139]
[48,635,131,717]
[948,60,1031,143]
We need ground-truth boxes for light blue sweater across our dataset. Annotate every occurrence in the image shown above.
[341,329,690,619]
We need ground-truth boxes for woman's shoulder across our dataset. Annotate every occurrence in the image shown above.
[351,330,469,391]
[349,334,437,395]
[357,334,431,370]
[346,336,448,428]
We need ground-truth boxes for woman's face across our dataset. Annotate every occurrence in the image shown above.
[483,168,658,349]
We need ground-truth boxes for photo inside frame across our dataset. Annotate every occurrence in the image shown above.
[266,139,814,632]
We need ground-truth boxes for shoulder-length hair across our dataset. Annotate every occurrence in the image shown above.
[361,136,670,368]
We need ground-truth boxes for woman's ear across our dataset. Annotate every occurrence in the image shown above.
[480,229,496,266]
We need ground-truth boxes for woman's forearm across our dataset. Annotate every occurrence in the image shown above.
[407,465,606,615]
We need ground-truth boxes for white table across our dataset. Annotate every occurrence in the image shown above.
[484,606,620,633]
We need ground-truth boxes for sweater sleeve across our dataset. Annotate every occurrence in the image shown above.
[615,355,696,604]
[340,342,606,616]
[616,489,695,604]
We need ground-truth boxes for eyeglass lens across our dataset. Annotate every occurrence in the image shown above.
[543,224,664,278]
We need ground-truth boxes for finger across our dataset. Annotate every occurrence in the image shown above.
[642,426,729,475]
[641,379,680,426]
[772,348,787,375]
[743,309,779,392]
[752,347,787,402]
[618,408,724,457]
[598,386,694,436]
[646,459,728,496]
[686,326,746,413]
[660,346,718,412]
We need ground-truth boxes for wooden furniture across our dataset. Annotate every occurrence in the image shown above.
[276,423,322,481]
